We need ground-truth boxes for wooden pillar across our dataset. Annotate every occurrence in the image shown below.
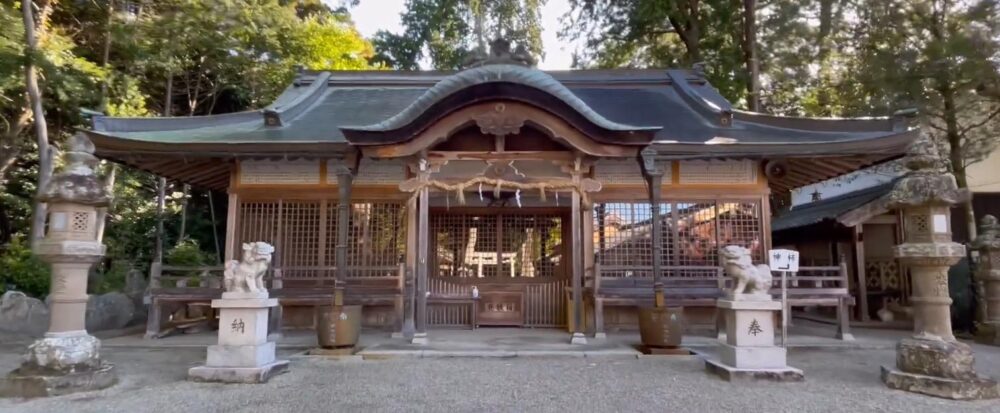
[583,202,596,337]
[224,192,239,261]
[399,194,417,338]
[334,169,353,306]
[570,187,586,344]
[648,172,665,307]
[854,224,870,321]
[414,184,430,343]
[641,149,665,307]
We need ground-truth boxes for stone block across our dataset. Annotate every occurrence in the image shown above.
[221,291,270,300]
[206,342,276,368]
[724,309,776,347]
[705,359,804,382]
[211,297,277,308]
[217,307,270,346]
[188,360,289,384]
[0,363,116,398]
[719,344,787,370]
[882,365,999,400]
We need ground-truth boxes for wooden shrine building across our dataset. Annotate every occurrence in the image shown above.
[85,41,919,341]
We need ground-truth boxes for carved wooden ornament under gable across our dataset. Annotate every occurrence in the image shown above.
[473,103,525,136]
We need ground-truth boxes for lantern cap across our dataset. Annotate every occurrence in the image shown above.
[881,133,968,209]
[37,133,111,206]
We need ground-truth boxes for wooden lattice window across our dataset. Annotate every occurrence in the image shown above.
[593,202,657,277]
[237,199,405,281]
[594,200,764,277]
[347,202,407,277]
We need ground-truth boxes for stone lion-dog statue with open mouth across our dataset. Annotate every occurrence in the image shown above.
[719,245,773,301]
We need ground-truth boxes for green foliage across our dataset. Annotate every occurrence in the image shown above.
[2,0,374,292]
[92,259,132,295]
[0,237,51,298]
[563,0,748,105]
[297,15,375,70]
[165,239,214,267]
[372,0,544,70]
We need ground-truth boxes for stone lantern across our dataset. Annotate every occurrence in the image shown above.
[971,215,1000,345]
[0,134,117,397]
[879,133,998,400]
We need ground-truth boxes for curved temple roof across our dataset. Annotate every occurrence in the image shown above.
[84,62,918,190]
[337,64,660,145]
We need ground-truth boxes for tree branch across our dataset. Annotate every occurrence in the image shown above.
[958,106,1000,137]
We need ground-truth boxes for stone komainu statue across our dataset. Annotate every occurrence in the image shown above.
[719,245,773,300]
[224,242,275,293]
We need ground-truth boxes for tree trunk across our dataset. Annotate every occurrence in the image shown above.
[98,0,114,113]
[742,0,759,111]
[95,164,117,243]
[154,177,166,262]
[668,0,702,64]
[154,74,173,262]
[0,109,31,184]
[815,0,835,115]
[24,0,53,250]
[938,74,976,242]
[178,184,189,242]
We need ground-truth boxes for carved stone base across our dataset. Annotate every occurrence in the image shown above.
[23,331,102,372]
[0,363,116,398]
[705,359,804,382]
[881,366,999,400]
[188,360,289,384]
[570,332,587,345]
[882,337,999,399]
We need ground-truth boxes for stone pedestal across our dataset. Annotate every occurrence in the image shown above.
[704,299,803,382]
[1,135,118,398]
[0,331,117,398]
[188,292,288,383]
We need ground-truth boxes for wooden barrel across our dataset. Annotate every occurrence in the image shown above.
[317,305,362,349]
[638,306,684,348]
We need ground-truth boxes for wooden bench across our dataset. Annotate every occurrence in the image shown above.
[588,261,856,340]
[266,265,403,334]
[772,261,855,340]
[145,263,403,339]
[589,265,725,337]
[145,263,225,338]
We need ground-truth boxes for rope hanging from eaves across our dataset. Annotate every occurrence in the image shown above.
[398,175,601,207]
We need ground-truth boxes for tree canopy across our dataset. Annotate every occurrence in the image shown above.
[372,0,544,70]
[0,0,375,294]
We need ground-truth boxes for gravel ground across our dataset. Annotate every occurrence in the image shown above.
[1,344,999,413]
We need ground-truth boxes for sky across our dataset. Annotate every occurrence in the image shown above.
[340,0,577,70]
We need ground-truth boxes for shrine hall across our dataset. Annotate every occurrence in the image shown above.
[83,40,918,343]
